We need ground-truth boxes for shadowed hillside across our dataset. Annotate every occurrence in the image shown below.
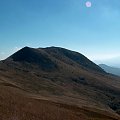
[43,47,105,73]
[0,46,120,120]
[6,47,57,71]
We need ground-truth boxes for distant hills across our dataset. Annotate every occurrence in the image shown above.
[0,46,120,120]
[99,64,120,76]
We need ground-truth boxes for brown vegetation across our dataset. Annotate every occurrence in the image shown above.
[0,47,120,120]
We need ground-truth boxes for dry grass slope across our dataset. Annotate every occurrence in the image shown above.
[0,46,120,120]
[0,84,119,120]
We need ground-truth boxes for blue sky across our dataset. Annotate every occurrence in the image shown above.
[0,0,120,66]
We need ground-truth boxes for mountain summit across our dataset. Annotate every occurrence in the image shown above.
[6,47,57,71]
[6,46,105,73]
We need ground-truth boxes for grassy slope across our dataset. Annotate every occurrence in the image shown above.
[0,83,119,120]
[0,47,120,119]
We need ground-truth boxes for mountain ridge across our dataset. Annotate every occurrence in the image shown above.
[6,46,105,73]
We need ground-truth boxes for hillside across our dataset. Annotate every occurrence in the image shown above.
[99,64,120,76]
[0,46,120,120]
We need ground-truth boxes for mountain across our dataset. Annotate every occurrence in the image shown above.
[95,57,120,68]
[99,64,120,76]
[6,46,105,73]
[0,46,120,120]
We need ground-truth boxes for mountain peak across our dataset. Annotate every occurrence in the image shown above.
[6,46,57,71]
[5,46,105,73]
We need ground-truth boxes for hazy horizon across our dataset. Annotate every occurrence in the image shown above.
[0,0,120,66]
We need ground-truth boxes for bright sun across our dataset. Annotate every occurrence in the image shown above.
[85,1,92,8]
